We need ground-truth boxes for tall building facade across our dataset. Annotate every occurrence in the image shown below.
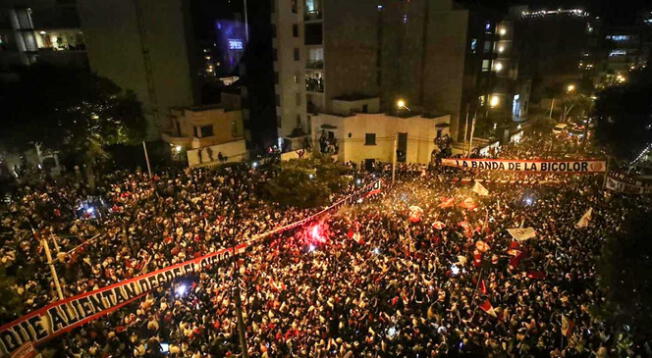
[513,7,599,102]
[0,0,87,72]
[78,0,199,138]
[272,0,527,148]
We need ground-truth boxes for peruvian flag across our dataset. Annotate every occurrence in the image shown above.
[561,315,575,337]
[506,241,521,256]
[439,197,456,208]
[479,299,497,318]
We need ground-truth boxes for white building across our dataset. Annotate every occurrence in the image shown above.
[310,97,450,166]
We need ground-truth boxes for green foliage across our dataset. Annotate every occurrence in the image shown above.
[594,68,652,160]
[265,153,350,208]
[598,213,652,342]
[0,64,146,162]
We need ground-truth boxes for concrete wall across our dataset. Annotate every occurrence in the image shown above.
[187,139,247,167]
[78,0,196,138]
[273,0,308,137]
[323,0,380,112]
[422,8,469,141]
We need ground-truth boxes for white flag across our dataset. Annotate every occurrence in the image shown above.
[472,181,489,196]
[507,227,537,242]
[575,208,593,229]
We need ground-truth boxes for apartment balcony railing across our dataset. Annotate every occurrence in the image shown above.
[304,10,322,21]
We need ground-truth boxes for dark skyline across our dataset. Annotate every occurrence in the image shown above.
[466,0,650,25]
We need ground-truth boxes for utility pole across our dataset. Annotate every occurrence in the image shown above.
[36,228,64,301]
[142,141,152,177]
[463,103,471,143]
[468,112,477,156]
[392,134,398,185]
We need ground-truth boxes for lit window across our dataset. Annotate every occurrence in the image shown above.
[482,60,490,72]
[470,38,478,53]
[489,95,500,108]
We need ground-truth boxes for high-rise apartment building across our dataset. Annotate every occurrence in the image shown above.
[0,0,87,72]
[513,7,599,101]
[78,0,199,138]
[272,0,528,148]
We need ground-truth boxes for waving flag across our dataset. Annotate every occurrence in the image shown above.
[479,299,497,318]
[507,227,537,242]
[561,315,575,337]
[458,197,479,210]
[575,208,593,229]
[438,197,456,208]
[472,181,489,196]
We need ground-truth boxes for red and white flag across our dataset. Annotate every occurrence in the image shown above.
[575,208,593,229]
[479,299,497,318]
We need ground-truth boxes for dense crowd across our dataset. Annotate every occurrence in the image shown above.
[0,138,649,357]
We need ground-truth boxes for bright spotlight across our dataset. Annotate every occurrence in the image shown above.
[252,161,259,168]
[175,284,188,298]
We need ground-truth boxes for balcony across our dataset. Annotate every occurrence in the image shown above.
[304,10,322,22]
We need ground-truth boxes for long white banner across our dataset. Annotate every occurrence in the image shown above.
[0,180,383,356]
[441,158,606,173]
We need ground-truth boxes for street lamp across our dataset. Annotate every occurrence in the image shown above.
[396,99,410,111]
[489,95,500,108]
[567,84,576,93]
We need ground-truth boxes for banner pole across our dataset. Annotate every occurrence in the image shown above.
[37,229,64,301]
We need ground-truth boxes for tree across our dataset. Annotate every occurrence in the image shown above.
[594,68,652,160]
[597,213,652,344]
[0,65,146,167]
[264,153,350,208]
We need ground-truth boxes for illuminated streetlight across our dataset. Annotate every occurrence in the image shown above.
[567,84,576,93]
[396,99,407,109]
[489,95,500,108]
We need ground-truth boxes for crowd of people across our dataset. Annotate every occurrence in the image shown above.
[0,138,649,357]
